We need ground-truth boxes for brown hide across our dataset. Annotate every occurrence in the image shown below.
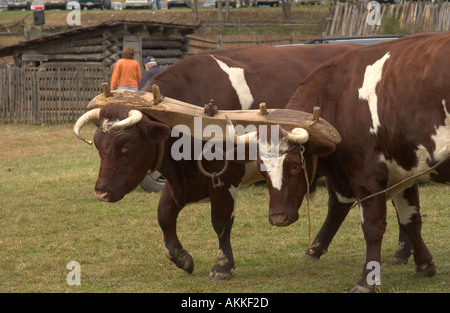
[261,32,449,291]
[146,44,357,110]
[87,44,358,280]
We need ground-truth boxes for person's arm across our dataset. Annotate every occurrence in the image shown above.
[110,62,121,90]
[136,62,142,86]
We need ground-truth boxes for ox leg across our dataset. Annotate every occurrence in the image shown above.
[158,185,194,274]
[392,186,435,277]
[306,187,353,259]
[207,186,237,280]
[391,184,418,265]
[351,196,387,293]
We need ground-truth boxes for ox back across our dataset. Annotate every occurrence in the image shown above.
[288,33,449,191]
[263,32,449,292]
[146,44,358,111]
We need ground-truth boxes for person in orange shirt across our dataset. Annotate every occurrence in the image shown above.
[110,46,142,90]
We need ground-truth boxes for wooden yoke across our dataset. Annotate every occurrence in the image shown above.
[87,84,341,144]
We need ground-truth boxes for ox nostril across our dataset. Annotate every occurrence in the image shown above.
[94,189,109,202]
[269,213,291,227]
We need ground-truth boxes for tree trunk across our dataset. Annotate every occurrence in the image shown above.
[217,0,224,22]
[188,0,200,24]
[281,0,293,20]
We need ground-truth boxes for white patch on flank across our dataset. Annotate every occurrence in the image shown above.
[335,192,356,204]
[378,145,433,198]
[210,55,254,110]
[359,204,365,224]
[358,52,391,135]
[431,99,450,162]
[228,184,239,219]
[392,191,418,225]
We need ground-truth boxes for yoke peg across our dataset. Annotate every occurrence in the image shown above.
[259,102,268,116]
[101,82,112,98]
[152,84,161,103]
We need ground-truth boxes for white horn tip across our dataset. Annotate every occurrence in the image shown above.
[291,128,309,143]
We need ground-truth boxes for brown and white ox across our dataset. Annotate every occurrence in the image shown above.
[74,44,362,280]
[252,33,450,292]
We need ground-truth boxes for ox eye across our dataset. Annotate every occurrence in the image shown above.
[121,142,132,154]
[290,163,301,175]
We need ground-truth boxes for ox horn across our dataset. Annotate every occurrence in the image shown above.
[279,126,309,144]
[73,108,101,145]
[226,115,257,145]
[109,109,143,131]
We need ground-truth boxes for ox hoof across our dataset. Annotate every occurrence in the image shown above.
[390,256,409,265]
[208,271,232,281]
[165,248,194,274]
[416,262,436,277]
[304,247,323,260]
[349,285,374,293]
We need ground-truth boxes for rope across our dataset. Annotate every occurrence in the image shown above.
[299,145,312,249]
[350,154,450,210]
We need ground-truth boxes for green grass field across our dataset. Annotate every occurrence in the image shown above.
[0,124,448,293]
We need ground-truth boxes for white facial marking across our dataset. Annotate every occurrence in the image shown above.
[358,52,391,135]
[265,154,287,191]
[392,191,418,225]
[432,99,450,162]
[210,55,254,110]
[261,140,288,191]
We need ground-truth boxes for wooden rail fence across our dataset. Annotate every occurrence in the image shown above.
[328,1,450,36]
[0,65,111,124]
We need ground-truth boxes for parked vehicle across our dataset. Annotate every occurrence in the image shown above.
[78,0,111,9]
[30,0,45,10]
[7,0,30,10]
[254,0,279,6]
[110,1,122,9]
[125,0,153,9]
[215,0,236,8]
[167,0,187,9]
[0,0,8,10]
[44,0,66,9]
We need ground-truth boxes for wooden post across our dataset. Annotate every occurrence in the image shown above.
[259,102,268,116]
[152,84,161,103]
[101,82,112,98]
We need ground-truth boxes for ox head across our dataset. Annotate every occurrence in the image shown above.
[258,126,338,226]
[74,103,171,202]
[228,116,340,227]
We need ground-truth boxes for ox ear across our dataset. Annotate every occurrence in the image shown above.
[141,119,171,143]
[307,135,336,157]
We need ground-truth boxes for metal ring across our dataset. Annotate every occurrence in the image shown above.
[197,158,229,178]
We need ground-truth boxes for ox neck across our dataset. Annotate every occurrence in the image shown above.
[148,142,164,175]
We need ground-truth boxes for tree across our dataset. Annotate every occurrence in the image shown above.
[185,0,200,24]
[217,0,231,22]
[281,0,294,20]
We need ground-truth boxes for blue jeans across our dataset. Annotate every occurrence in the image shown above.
[117,86,137,90]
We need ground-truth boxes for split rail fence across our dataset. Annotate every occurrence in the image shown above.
[0,66,111,124]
